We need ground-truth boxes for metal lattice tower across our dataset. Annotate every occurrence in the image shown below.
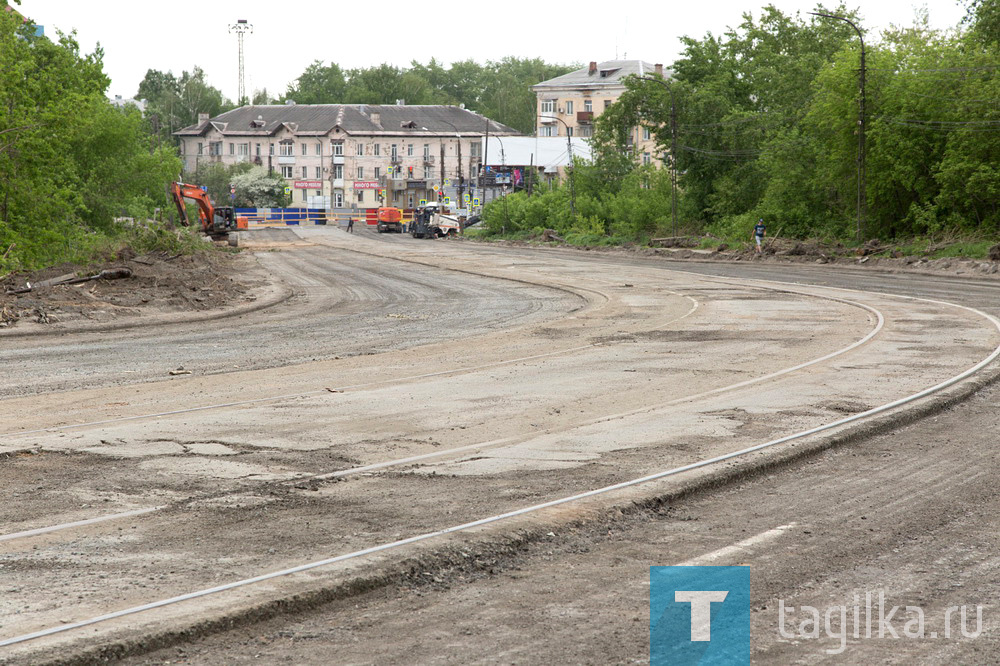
[228,19,253,105]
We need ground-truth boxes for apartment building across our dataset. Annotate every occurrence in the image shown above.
[532,60,667,166]
[174,103,519,210]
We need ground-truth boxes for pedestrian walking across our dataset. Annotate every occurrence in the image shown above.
[752,218,766,254]
[347,217,355,233]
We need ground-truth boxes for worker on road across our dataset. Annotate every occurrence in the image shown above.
[752,218,766,255]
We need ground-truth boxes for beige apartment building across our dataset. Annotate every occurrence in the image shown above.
[174,103,519,211]
[532,60,667,166]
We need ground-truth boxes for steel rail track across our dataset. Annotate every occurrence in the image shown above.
[2,252,998,652]
[0,275,884,547]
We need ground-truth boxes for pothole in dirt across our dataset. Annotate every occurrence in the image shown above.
[821,400,873,415]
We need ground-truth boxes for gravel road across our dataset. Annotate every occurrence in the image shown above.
[2,227,998,665]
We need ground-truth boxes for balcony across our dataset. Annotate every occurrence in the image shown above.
[332,155,345,165]
[539,112,557,124]
[277,156,296,165]
[423,155,435,165]
[577,111,594,124]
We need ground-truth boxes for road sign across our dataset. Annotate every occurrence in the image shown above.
[419,199,427,206]
[444,179,450,187]
[444,197,451,205]
[463,193,470,202]
[473,198,480,206]
[284,187,291,195]
[432,185,439,193]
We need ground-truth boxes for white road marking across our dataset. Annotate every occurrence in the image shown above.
[677,523,799,566]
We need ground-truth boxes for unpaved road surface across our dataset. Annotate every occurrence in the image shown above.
[2,227,999,664]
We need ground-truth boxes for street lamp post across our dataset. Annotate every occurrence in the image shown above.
[810,11,866,243]
[638,76,678,237]
[545,115,576,220]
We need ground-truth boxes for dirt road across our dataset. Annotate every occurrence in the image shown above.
[2,227,999,664]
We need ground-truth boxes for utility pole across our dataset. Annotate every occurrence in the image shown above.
[228,19,253,106]
[550,116,576,219]
[811,12,866,242]
[638,76,677,236]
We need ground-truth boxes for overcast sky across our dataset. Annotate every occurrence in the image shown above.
[24,1,969,103]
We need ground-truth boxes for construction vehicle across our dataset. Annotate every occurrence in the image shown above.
[169,182,247,238]
[375,206,403,233]
[410,202,462,239]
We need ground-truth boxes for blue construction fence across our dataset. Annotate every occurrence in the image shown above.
[235,208,338,226]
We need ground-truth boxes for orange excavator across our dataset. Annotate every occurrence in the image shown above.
[169,182,247,238]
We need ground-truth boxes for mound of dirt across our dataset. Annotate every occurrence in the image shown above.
[0,249,262,329]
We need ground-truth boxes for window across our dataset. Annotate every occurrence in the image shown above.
[407,144,414,156]
[604,99,612,110]
[358,190,364,202]
[566,101,573,115]
[229,143,235,155]
[332,165,343,179]
[423,144,430,159]
[269,144,274,155]
[197,143,203,155]
[357,166,364,179]
[578,126,593,137]
[643,128,651,141]
[256,143,261,156]
[280,143,293,156]
[541,99,555,113]
[302,190,308,202]
[391,144,398,160]
[643,152,651,165]
[315,166,322,179]
[584,100,593,112]
[316,143,322,156]
[373,144,380,156]
[281,166,293,178]
[356,143,364,156]
[374,167,381,179]
[333,142,344,156]
[471,142,480,157]
[237,143,249,156]
[301,143,307,156]
[539,126,556,137]
[302,166,308,178]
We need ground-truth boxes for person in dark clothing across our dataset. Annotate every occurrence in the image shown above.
[347,218,355,233]
[751,218,766,254]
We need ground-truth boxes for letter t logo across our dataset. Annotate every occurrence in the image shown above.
[675,591,730,641]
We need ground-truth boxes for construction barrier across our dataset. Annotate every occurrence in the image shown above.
[233,208,420,229]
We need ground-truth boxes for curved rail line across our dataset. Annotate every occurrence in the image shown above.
[2,261,998,651]
[2,296,996,651]
[0,279,881,544]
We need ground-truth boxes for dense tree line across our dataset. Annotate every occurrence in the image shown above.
[0,9,182,272]
[484,2,1000,246]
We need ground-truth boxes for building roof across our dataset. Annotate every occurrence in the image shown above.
[532,60,666,92]
[174,104,519,138]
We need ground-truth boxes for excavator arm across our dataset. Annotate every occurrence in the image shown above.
[170,182,213,230]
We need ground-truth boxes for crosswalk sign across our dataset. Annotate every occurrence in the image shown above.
[473,197,480,206]
[444,196,451,205]
[419,199,427,206]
